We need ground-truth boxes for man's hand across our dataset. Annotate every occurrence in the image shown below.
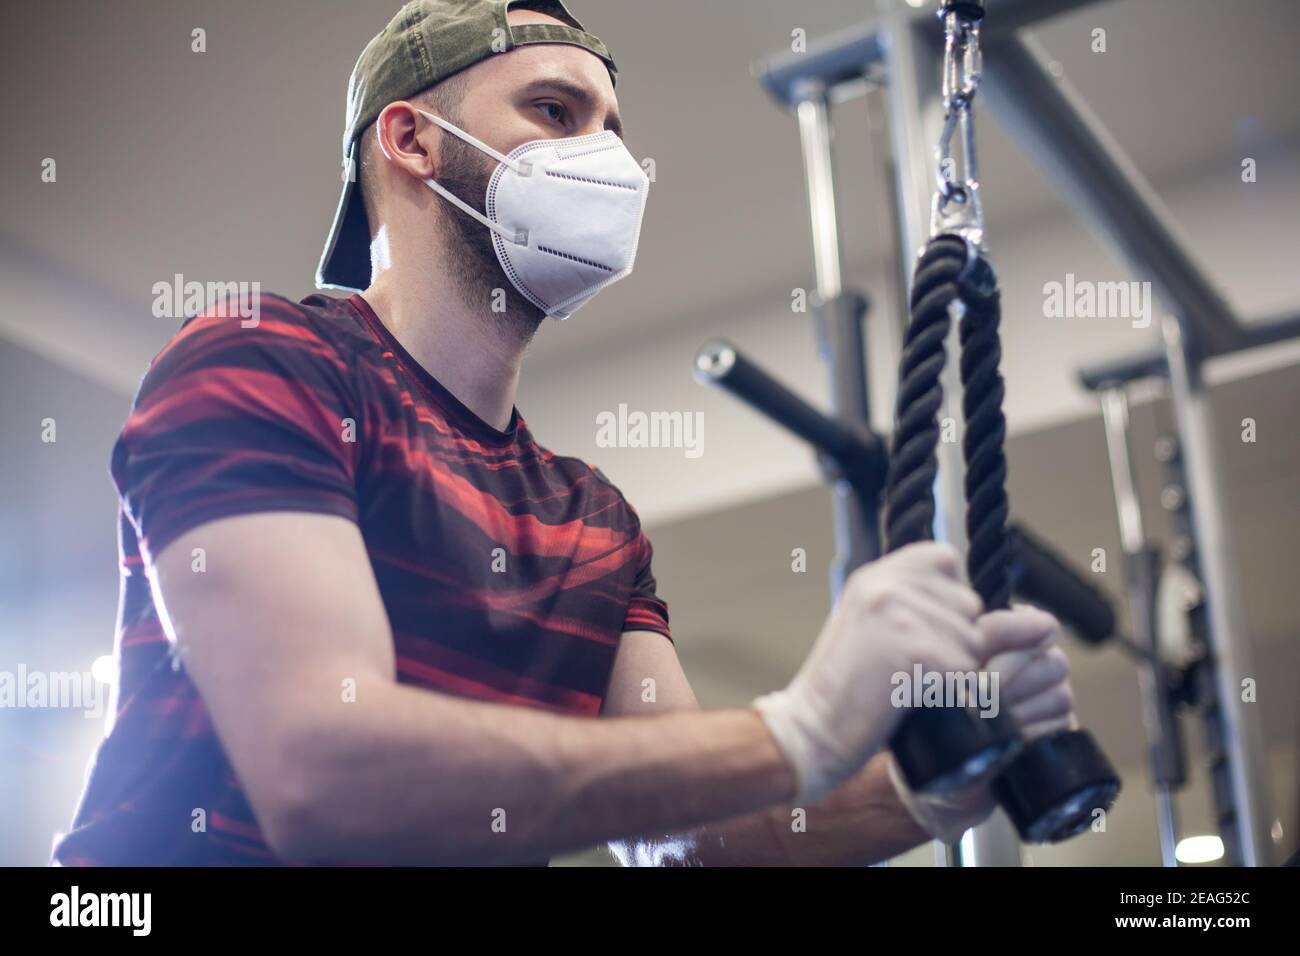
[887,605,1078,843]
[753,542,992,805]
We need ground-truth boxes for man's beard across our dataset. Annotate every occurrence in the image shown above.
[434,129,546,341]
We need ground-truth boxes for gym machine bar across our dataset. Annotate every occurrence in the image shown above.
[1078,310,1300,392]
[758,25,887,114]
[791,84,884,599]
[1098,388,1182,867]
[693,341,887,517]
[1153,423,1245,866]
[1237,310,1300,350]
[761,11,1244,356]
[759,9,1247,361]
[796,94,844,301]
[756,0,1103,109]
[979,33,1241,356]
[1161,320,1274,865]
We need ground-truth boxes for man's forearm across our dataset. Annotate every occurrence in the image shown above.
[710,753,932,865]
[612,753,931,866]
[270,676,796,865]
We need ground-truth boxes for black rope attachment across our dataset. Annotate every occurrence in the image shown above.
[884,234,1010,614]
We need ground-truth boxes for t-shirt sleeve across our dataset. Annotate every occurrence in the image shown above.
[110,297,363,564]
[622,529,672,641]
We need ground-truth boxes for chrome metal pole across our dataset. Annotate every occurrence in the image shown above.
[795,90,843,302]
[1162,318,1275,866]
[793,86,883,605]
[1099,388,1179,868]
[1100,390,1145,553]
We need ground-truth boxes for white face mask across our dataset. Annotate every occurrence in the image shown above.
[418,109,649,320]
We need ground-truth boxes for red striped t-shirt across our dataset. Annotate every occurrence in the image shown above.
[53,292,670,865]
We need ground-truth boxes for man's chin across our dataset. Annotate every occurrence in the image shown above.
[478,272,547,342]
[448,250,543,335]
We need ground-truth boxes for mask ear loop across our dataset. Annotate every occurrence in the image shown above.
[416,109,531,246]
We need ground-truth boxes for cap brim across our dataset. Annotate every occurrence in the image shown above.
[316,165,372,292]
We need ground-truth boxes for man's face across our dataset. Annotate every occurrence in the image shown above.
[431,8,623,330]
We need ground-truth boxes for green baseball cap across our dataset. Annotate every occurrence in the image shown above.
[317,0,618,292]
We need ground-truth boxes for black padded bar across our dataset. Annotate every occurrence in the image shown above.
[693,339,886,486]
[1007,523,1116,645]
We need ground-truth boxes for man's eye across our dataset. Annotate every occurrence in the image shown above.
[539,102,566,124]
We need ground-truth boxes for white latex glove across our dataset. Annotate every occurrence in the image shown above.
[887,605,1078,842]
[753,542,988,805]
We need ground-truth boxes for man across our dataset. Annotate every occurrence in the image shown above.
[55,0,1077,866]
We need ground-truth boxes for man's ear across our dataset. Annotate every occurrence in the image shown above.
[375,101,438,182]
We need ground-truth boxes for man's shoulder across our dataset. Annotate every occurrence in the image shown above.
[147,291,371,375]
[126,291,382,417]
[182,290,368,347]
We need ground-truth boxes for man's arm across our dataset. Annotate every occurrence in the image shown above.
[152,511,798,865]
[601,631,930,866]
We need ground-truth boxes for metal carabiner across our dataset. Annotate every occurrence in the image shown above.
[930,2,986,248]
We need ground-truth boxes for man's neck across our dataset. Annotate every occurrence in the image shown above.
[361,264,530,433]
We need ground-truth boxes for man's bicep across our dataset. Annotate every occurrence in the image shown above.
[601,630,699,716]
[149,511,394,817]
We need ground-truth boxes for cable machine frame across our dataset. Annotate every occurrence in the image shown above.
[695,0,1285,866]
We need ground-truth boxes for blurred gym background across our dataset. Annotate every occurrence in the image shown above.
[1,0,1297,865]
